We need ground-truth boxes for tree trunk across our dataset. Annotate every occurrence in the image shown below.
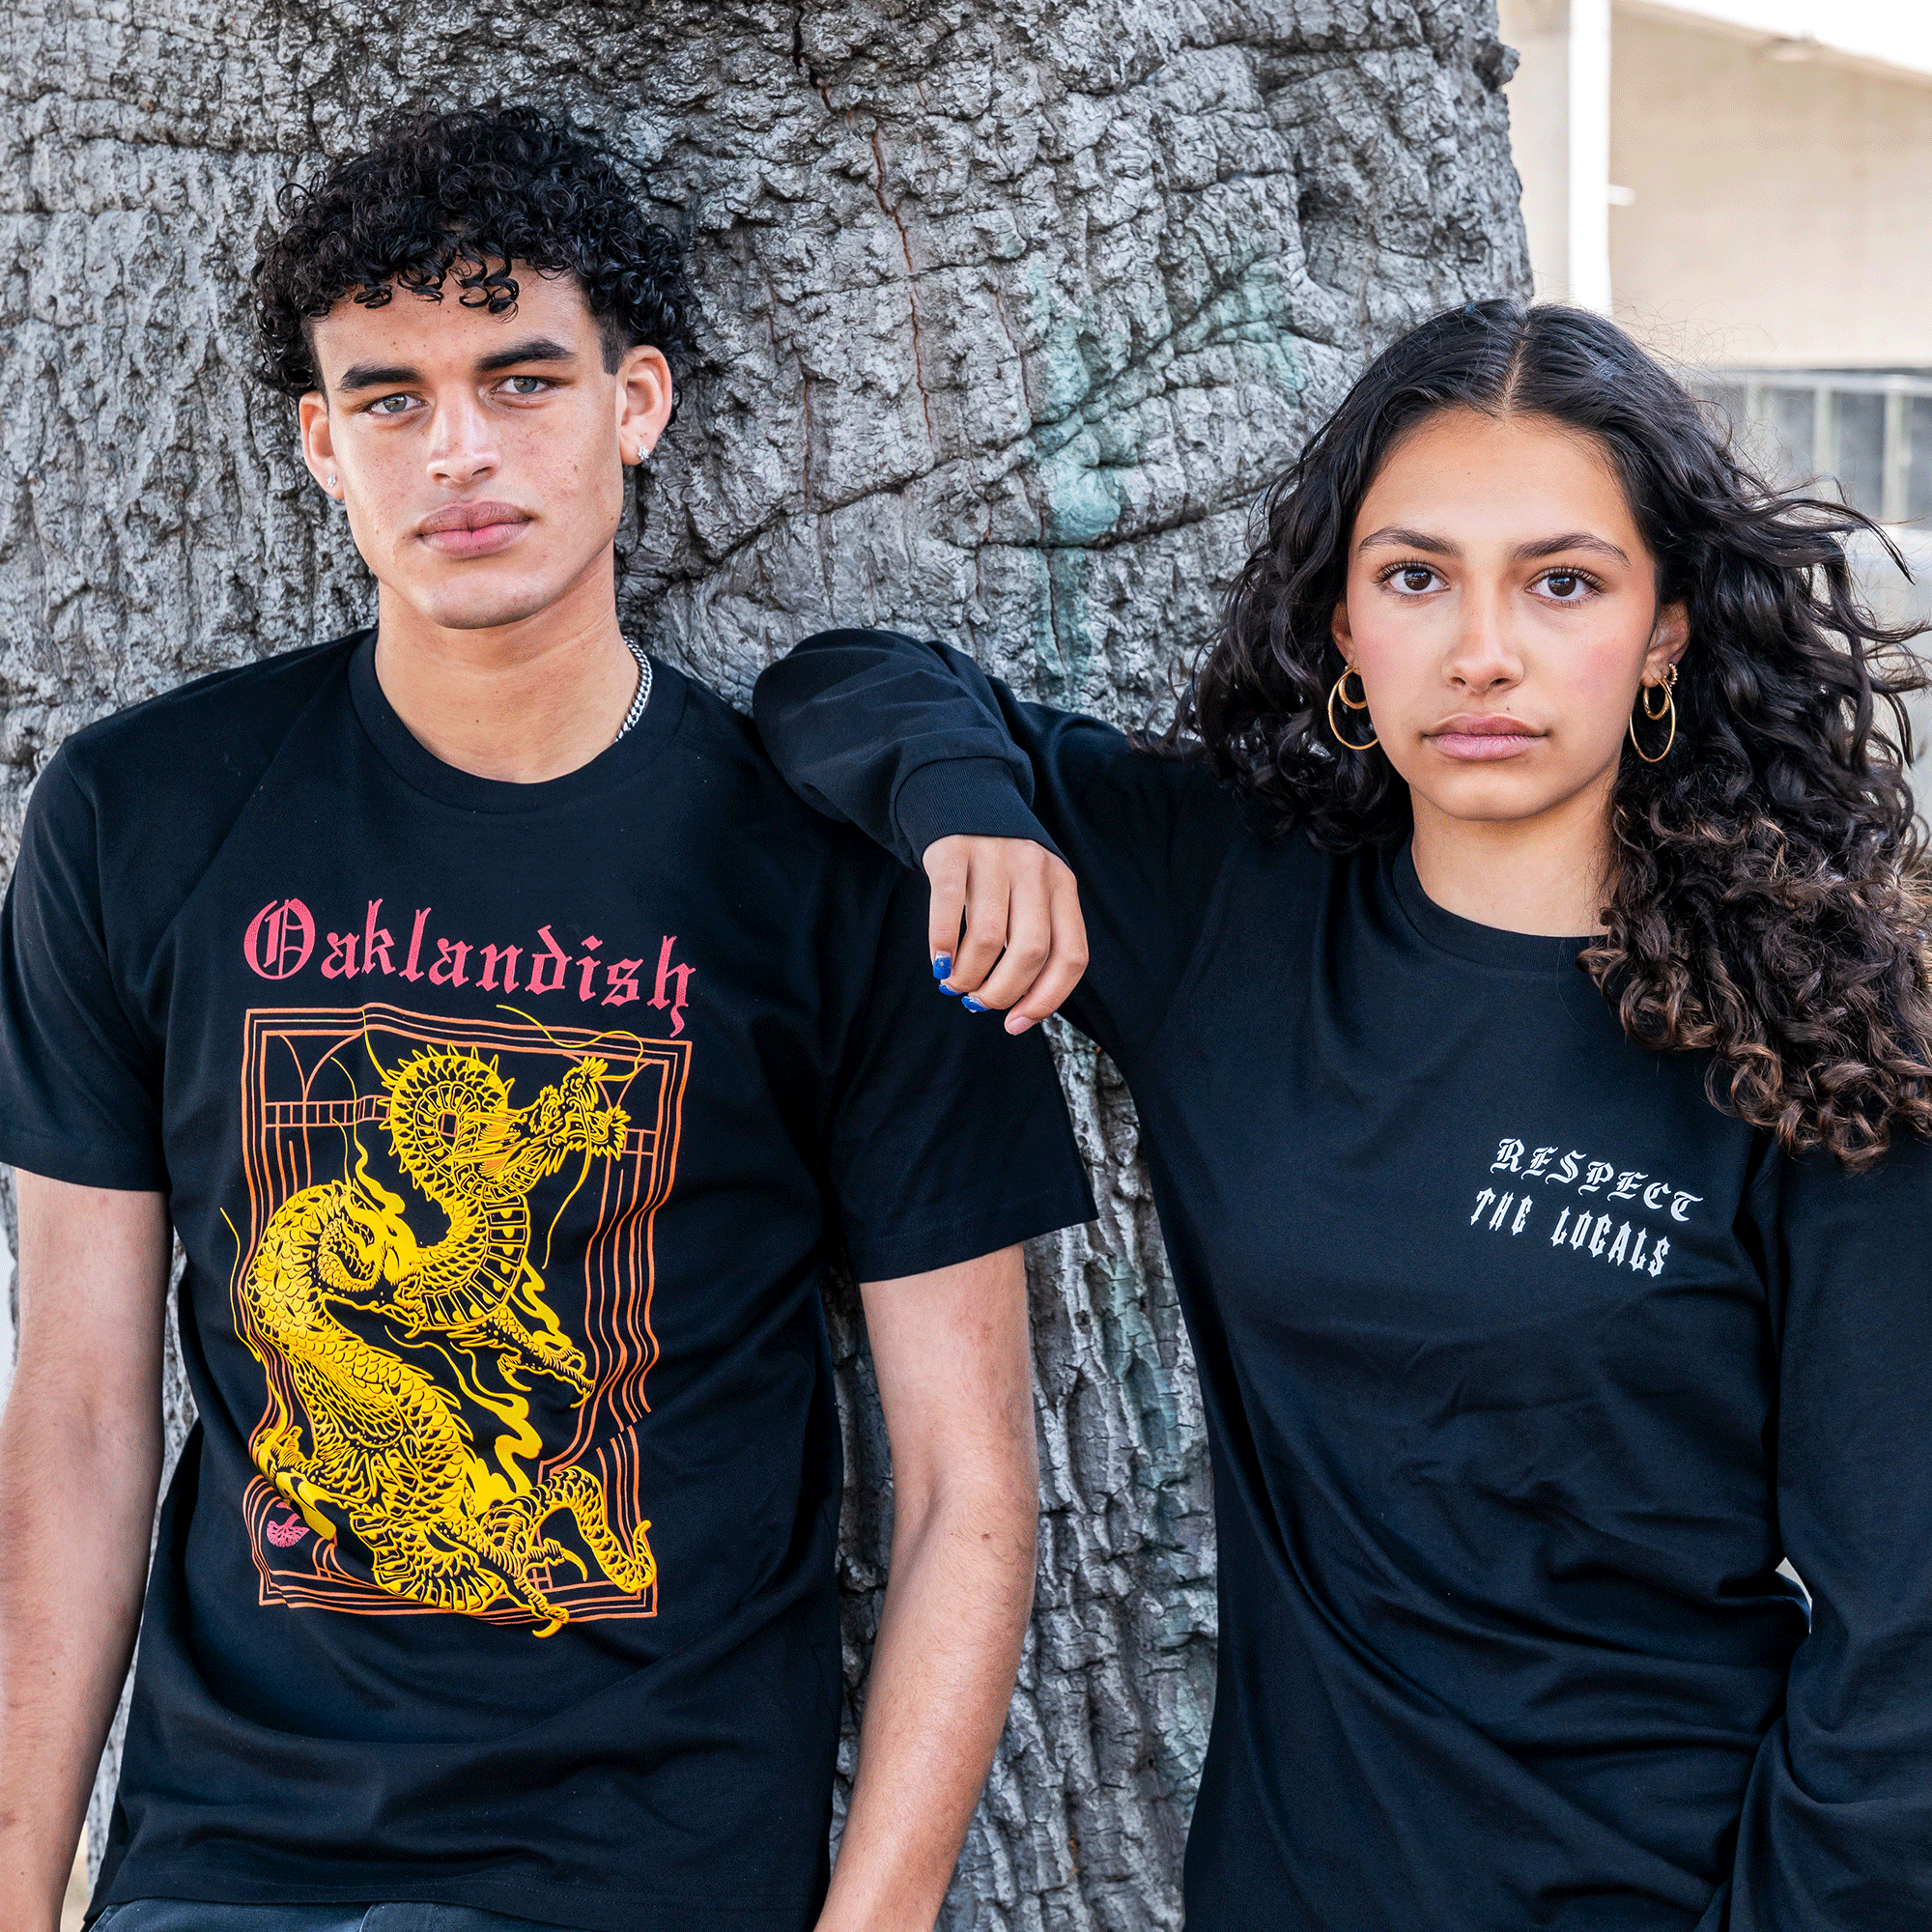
[0,3,1528,1921]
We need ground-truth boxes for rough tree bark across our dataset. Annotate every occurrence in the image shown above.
[0,1,1529,1921]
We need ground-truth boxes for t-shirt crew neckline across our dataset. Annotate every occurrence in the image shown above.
[1388,841,1592,974]
[348,627,686,814]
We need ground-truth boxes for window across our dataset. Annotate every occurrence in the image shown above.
[1700,371,1932,525]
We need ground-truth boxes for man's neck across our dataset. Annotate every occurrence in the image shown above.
[371,577,642,785]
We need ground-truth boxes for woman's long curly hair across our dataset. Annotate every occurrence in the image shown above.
[251,103,692,405]
[1178,298,1932,1166]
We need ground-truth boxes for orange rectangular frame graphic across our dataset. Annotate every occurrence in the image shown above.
[233,1003,689,1628]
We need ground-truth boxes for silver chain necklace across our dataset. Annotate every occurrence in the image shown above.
[615,637,653,742]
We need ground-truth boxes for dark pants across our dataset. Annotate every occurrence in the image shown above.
[92,1903,590,1932]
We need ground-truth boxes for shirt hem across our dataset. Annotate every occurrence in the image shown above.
[843,1178,1095,1281]
[0,1122,167,1192]
[97,1863,814,1930]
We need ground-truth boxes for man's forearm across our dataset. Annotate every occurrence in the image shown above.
[815,1477,1037,1932]
[0,1386,159,1928]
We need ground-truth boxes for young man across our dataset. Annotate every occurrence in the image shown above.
[0,107,1091,1932]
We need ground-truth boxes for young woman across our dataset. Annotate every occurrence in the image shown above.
[753,300,1932,1928]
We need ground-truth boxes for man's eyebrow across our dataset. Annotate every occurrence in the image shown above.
[331,338,580,393]
[335,361,421,393]
[1356,525,1462,557]
[1513,531,1631,566]
[474,336,578,374]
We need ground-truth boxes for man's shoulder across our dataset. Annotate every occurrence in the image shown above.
[56,632,361,809]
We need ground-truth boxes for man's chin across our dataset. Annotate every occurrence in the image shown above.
[391,577,566,636]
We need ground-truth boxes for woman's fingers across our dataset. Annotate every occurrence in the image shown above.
[920,836,1090,1027]
[925,838,972,991]
[1004,867,1089,1035]
[971,877,1056,1013]
[951,861,1013,994]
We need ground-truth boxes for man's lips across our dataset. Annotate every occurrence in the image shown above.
[1426,715,1545,761]
[416,500,533,558]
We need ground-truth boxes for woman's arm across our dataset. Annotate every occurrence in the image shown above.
[753,631,1058,868]
[755,630,1240,1062]
[1728,1132,1932,1924]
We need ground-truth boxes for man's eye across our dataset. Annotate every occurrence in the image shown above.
[502,376,550,396]
[370,394,413,415]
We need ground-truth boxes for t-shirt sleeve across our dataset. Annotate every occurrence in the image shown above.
[1726,1131,1932,1924]
[753,627,1242,1065]
[0,752,167,1190]
[824,865,1094,1283]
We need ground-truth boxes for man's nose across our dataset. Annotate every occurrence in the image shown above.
[427,408,498,486]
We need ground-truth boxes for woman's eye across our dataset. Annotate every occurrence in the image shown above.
[1392,566,1436,594]
[1541,569,1592,600]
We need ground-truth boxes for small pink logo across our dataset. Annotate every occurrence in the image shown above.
[265,1509,310,1547]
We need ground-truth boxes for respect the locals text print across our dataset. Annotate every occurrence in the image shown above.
[1465,1137,1703,1279]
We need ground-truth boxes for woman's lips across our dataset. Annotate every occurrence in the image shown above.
[1427,717,1543,761]
[417,501,532,559]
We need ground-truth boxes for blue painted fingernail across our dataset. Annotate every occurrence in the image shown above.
[961,997,987,1013]
[931,954,952,979]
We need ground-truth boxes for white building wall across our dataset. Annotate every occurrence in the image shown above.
[1498,0,1577,298]
[1608,6,1932,368]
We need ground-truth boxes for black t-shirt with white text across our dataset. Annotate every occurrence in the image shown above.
[754,631,1932,1931]
[0,631,1093,1931]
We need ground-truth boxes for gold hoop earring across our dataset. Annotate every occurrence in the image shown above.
[1628,664,1677,763]
[1326,666,1378,751]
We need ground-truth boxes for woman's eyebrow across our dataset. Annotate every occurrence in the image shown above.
[1356,525,1461,555]
[1514,532,1631,565]
[1354,527,1633,566]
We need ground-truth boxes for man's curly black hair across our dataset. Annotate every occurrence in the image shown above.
[252,103,692,405]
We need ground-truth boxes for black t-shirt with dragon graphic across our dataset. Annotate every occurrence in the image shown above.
[0,630,1093,1930]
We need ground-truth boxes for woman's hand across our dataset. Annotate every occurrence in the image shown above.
[923,835,1090,1035]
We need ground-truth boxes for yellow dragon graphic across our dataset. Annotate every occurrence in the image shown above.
[242,1044,654,1635]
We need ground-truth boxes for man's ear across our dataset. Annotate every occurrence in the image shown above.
[298,391,339,498]
[617,346,675,465]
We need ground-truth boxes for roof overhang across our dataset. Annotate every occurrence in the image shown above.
[1618,0,1932,86]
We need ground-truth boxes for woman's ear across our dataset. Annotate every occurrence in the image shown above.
[1644,600,1690,682]
[1331,597,1354,658]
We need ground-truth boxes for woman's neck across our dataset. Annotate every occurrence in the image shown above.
[1408,774,1615,938]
